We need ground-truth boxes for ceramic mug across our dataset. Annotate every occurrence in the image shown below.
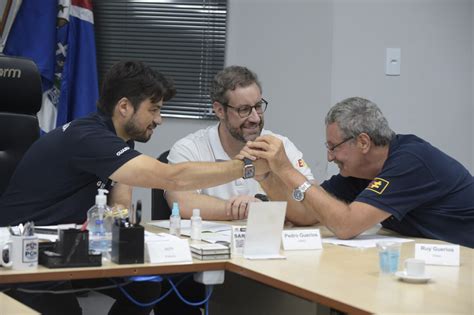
[0,235,38,270]
[404,258,425,276]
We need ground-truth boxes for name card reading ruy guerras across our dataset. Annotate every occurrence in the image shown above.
[415,243,460,266]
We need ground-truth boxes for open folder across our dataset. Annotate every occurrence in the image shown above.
[243,201,287,260]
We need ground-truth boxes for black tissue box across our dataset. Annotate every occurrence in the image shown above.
[111,224,144,264]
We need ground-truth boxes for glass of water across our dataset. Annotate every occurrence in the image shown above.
[376,241,401,275]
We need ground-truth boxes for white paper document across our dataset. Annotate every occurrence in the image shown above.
[201,230,231,245]
[148,220,231,236]
[322,235,414,248]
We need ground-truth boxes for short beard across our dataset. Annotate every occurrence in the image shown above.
[124,117,152,143]
[224,112,263,143]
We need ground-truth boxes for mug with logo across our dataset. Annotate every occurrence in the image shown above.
[0,235,38,270]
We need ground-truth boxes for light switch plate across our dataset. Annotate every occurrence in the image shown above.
[386,48,401,76]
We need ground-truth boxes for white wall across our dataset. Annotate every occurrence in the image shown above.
[225,0,333,179]
[136,0,474,223]
[331,0,472,170]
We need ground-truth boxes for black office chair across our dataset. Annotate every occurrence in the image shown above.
[0,56,42,196]
[151,150,172,220]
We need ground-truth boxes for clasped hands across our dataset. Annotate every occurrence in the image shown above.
[226,135,293,220]
[236,134,294,180]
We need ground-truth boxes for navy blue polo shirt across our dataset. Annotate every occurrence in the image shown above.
[321,134,474,248]
[0,113,141,225]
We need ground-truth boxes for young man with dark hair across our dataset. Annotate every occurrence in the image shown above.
[0,60,268,314]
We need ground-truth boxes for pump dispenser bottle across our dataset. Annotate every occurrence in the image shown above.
[169,202,181,237]
[87,188,113,259]
[190,208,202,241]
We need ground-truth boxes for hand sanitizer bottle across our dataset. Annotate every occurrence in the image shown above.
[190,208,202,241]
[87,189,112,259]
[169,202,181,237]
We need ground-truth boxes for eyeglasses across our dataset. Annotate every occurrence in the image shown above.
[222,98,268,118]
[325,137,353,152]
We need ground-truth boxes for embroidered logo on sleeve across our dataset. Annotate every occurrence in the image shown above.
[365,177,389,195]
[296,159,307,168]
[116,146,130,156]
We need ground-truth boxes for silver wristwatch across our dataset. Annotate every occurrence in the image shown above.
[242,158,255,179]
[292,181,312,201]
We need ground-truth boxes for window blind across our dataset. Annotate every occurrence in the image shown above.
[93,0,227,119]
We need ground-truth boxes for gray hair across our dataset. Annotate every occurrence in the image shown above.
[325,97,395,146]
[210,66,262,104]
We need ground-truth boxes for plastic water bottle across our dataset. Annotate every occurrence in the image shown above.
[87,189,112,259]
[169,202,181,237]
[190,208,202,241]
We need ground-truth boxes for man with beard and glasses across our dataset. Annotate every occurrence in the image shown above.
[0,61,269,315]
[242,97,474,248]
[165,66,317,223]
[157,65,317,315]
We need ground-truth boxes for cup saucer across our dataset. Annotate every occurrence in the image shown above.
[395,270,431,283]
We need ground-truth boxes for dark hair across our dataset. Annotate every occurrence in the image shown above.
[97,60,176,116]
[210,65,262,105]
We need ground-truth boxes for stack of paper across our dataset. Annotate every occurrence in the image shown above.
[190,243,230,260]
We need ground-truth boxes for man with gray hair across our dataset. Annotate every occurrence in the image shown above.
[165,65,317,223]
[243,97,474,248]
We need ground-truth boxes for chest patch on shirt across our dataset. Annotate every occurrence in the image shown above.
[296,159,307,168]
[366,177,389,195]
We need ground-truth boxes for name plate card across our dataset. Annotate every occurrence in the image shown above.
[146,238,192,264]
[231,225,246,256]
[415,243,460,266]
[282,229,322,250]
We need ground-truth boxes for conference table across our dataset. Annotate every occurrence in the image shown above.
[0,292,40,315]
[0,225,472,315]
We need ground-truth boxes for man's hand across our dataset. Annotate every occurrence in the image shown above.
[242,135,294,176]
[225,195,261,220]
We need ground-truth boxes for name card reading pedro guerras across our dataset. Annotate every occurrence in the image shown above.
[282,229,322,250]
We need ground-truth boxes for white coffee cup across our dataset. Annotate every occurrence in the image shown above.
[0,235,39,270]
[404,258,425,276]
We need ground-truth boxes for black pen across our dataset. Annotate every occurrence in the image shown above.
[136,200,142,225]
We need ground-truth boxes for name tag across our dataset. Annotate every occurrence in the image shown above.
[231,225,246,256]
[146,238,192,264]
[282,229,322,250]
[415,243,460,266]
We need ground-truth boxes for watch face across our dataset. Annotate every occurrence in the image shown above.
[243,165,255,179]
[293,189,304,201]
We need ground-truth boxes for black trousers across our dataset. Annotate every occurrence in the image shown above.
[153,275,205,315]
[5,278,160,315]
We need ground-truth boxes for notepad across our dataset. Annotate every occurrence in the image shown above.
[243,201,287,260]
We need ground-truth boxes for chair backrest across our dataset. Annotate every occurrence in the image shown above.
[0,56,42,196]
[151,150,171,220]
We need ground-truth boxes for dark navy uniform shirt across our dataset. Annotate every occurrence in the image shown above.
[0,113,141,225]
[321,134,474,248]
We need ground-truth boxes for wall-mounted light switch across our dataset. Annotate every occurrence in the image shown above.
[385,48,401,76]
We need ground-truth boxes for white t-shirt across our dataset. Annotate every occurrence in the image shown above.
[167,124,314,200]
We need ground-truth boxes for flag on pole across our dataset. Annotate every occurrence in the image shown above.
[4,0,98,132]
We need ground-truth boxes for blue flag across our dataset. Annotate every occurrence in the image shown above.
[4,0,99,132]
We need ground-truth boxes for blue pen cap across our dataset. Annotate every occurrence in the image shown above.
[171,202,180,216]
